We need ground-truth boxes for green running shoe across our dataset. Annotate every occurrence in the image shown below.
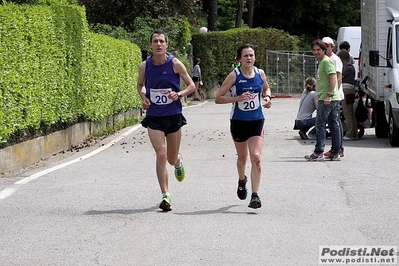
[159,193,172,212]
[174,154,185,182]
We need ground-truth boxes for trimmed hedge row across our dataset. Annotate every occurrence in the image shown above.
[82,32,141,121]
[0,2,142,144]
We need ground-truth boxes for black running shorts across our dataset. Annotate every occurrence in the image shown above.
[141,114,187,136]
[230,119,265,142]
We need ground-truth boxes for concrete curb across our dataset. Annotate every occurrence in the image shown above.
[0,109,142,175]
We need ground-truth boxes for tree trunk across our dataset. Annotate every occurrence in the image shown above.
[235,0,244,28]
[207,0,218,31]
[247,0,254,28]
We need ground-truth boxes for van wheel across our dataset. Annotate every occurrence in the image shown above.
[389,112,399,146]
[374,101,388,138]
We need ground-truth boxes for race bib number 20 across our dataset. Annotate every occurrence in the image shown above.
[150,88,173,105]
[237,92,260,111]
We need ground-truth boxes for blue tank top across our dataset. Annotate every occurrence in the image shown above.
[229,67,265,121]
[145,54,182,116]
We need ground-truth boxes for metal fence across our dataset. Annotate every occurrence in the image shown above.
[265,50,318,95]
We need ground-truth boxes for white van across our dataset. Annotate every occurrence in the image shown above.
[336,26,361,81]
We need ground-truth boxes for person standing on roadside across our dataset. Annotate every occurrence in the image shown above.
[137,30,196,212]
[305,39,341,161]
[339,41,355,65]
[191,57,202,101]
[337,49,357,140]
[215,44,272,209]
[322,37,345,158]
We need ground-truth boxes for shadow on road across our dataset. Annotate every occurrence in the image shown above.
[84,206,158,215]
[83,205,259,216]
[174,205,258,215]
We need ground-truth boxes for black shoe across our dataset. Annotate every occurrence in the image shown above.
[237,176,248,200]
[298,130,308,140]
[248,195,262,209]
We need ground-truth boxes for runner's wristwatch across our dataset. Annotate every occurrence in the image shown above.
[327,92,333,97]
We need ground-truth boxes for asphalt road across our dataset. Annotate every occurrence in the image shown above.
[1,98,398,266]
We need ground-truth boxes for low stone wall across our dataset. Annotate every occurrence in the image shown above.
[0,109,142,175]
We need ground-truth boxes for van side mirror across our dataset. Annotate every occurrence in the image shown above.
[369,50,380,67]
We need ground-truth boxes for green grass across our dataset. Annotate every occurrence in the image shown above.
[89,115,140,139]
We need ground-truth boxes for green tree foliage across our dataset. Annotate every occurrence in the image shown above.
[131,16,191,53]
[3,0,78,4]
[252,0,360,38]
[78,0,201,31]
[88,23,132,40]
[218,0,247,30]
[78,0,360,41]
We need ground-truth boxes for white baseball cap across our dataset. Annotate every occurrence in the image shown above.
[322,37,335,46]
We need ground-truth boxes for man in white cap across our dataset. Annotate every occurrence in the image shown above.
[322,36,344,157]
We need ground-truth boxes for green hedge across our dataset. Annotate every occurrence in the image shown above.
[82,32,141,120]
[0,2,142,144]
[191,27,300,88]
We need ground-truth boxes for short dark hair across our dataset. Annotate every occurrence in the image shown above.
[311,39,327,52]
[150,30,168,43]
[236,44,257,59]
[339,41,351,51]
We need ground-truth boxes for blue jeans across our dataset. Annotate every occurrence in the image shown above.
[314,100,341,154]
[295,118,316,135]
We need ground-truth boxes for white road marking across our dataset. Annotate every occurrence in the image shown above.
[0,101,206,200]
[0,124,142,200]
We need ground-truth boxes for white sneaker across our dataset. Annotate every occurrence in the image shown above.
[343,136,354,141]
[305,152,324,161]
